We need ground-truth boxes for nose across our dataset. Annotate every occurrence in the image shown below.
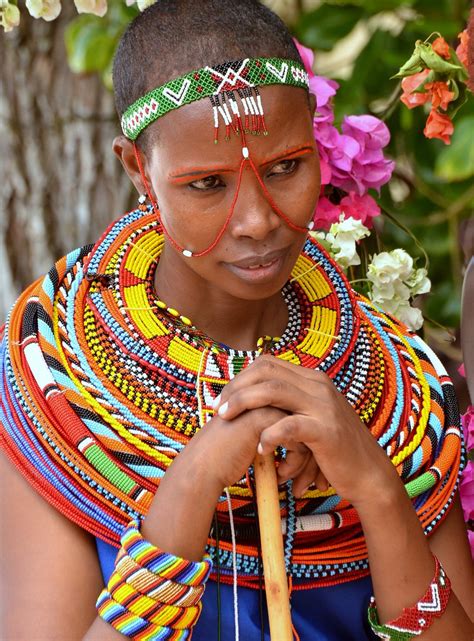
[229,165,281,241]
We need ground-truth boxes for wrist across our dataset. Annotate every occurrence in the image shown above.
[142,445,222,561]
[351,468,408,519]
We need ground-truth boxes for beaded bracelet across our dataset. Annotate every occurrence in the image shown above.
[368,556,451,641]
[97,519,213,640]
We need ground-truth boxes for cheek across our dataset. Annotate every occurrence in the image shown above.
[272,163,321,219]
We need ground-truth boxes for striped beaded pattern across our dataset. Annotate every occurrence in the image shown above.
[121,57,309,140]
[0,207,464,589]
[97,520,211,639]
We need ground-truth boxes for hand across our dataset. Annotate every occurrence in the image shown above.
[213,355,400,506]
[175,406,289,492]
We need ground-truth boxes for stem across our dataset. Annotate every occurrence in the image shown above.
[424,183,474,225]
[382,208,430,271]
[423,32,442,44]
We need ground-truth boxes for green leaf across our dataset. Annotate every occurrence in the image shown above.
[294,4,366,51]
[435,116,474,181]
[65,17,116,74]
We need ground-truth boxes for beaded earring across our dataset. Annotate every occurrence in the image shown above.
[137,193,147,212]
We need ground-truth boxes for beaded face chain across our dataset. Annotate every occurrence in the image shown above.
[0,207,463,589]
[133,139,315,260]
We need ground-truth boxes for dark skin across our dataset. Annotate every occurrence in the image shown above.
[1,85,473,640]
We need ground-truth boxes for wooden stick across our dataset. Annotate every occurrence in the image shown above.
[254,452,293,641]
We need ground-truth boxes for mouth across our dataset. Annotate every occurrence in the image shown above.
[223,247,290,282]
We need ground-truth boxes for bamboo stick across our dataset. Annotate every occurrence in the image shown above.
[254,452,293,641]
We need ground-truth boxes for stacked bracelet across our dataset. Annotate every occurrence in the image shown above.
[97,520,212,640]
[368,556,451,640]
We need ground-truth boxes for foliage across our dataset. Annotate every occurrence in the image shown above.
[65,1,138,87]
[294,0,473,330]
[2,0,472,331]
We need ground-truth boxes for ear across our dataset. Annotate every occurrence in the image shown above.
[112,135,157,199]
[309,93,317,117]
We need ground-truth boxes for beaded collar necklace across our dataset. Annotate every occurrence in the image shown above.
[1,207,462,589]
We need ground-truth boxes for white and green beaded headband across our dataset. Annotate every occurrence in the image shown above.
[121,57,309,141]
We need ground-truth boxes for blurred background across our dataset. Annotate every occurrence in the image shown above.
[0,0,472,405]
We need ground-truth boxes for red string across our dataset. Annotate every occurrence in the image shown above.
[133,140,310,258]
[247,156,309,233]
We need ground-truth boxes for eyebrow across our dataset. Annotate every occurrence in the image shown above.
[167,142,315,183]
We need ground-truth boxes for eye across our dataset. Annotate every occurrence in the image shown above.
[268,158,299,177]
[189,175,224,191]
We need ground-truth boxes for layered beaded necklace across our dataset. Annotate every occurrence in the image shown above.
[0,207,463,589]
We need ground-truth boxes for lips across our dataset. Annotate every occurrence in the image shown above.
[226,247,289,269]
[222,247,290,284]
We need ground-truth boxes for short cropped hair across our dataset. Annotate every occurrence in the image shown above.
[113,0,302,142]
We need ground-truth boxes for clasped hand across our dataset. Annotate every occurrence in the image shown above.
[205,355,398,507]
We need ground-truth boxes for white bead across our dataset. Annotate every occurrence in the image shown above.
[182,249,193,258]
[307,221,315,230]
[138,194,147,204]
[242,146,249,159]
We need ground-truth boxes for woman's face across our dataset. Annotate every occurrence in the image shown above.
[143,84,320,301]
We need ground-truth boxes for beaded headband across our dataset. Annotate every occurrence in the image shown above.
[121,57,309,141]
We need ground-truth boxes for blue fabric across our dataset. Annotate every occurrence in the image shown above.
[96,538,378,640]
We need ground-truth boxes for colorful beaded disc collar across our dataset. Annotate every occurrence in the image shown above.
[121,57,309,141]
[0,208,463,589]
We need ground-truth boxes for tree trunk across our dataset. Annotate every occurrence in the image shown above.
[0,5,134,321]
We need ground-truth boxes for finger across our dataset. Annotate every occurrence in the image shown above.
[314,468,329,492]
[217,379,330,421]
[258,414,322,456]
[289,458,320,498]
[277,444,313,483]
[213,355,331,409]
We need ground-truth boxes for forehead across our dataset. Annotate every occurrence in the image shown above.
[148,85,313,170]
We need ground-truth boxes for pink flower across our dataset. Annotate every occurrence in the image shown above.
[456,29,469,67]
[425,81,455,111]
[461,405,474,449]
[293,38,315,78]
[319,157,332,186]
[459,404,474,556]
[321,116,395,195]
[460,462,474,522]
[432,36,451,60]
[342,115,391,149]
[423,109,454,144]
[314,196,342,230]
[311,76,338,123]
[339,192,381,228]
[400,70,431,109]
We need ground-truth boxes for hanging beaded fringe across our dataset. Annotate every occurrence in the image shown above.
[210,88,267,143]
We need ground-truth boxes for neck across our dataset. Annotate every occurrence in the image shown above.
[154,247,288,351]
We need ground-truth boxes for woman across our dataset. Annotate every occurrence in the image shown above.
[1,1,473,639]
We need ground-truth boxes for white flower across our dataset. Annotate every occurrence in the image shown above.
[26,0,61,21]
[74,0,107,17]
[367,249,430,330]
[319,215,370,270]
[380,298,424,331]
[0,1,20,31]
[367,249,413,287]
[371,280,411,305]
[406,267,431,296]
[137,0,155,10]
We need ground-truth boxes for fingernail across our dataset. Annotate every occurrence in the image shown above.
[257,442,264,455]
[218,401,228,417]
[212,394,221,409]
